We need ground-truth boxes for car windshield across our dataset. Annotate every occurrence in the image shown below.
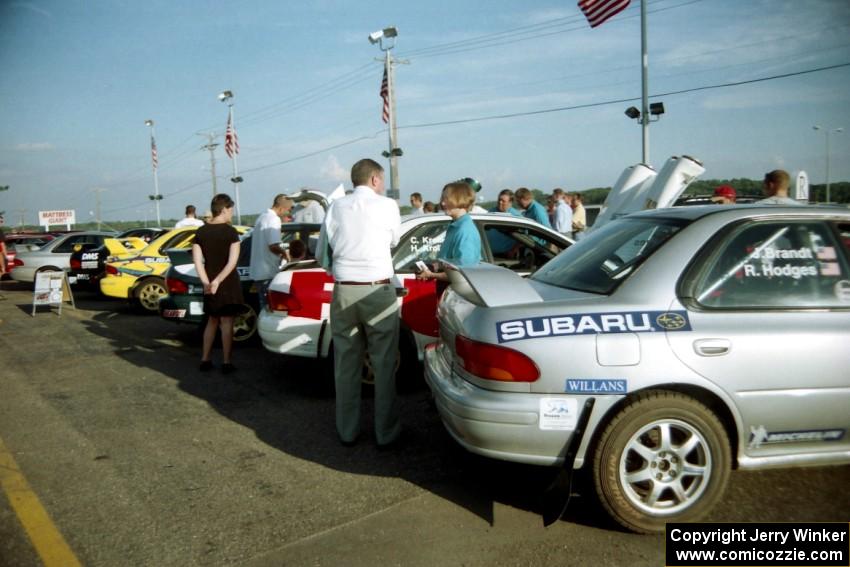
[532,217,688,294]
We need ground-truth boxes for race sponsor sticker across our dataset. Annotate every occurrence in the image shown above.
[835,280,850,302]
[497,310,691,343]
[565,379,627,394]
[81,261,99,270]
[538,398,578,430]
[189,301,204,316]
[162,309,186,318]
[748,425,845,449]
[76,273,90,280]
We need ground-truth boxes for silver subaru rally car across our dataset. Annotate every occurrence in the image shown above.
[424,204,850,533]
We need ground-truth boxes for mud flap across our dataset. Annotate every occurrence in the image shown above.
[542,397,596,527]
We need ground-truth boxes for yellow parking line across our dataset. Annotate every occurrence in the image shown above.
[0,435,82,567]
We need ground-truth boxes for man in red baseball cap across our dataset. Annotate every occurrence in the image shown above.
[712,185,737,205]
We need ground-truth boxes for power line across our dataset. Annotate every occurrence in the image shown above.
[108,58,850,218]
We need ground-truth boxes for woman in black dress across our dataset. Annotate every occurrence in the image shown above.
[192,193,244,373]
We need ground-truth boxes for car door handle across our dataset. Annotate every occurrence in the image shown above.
[693,339,731,357]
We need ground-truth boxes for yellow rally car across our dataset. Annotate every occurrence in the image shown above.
[100,225,248,312]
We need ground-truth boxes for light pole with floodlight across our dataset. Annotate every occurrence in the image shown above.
[144,119,162,226]
[219,90,243,224]
[369,26,401,202]
[812,125,843,204]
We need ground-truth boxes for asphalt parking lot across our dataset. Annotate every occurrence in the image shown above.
[0,280,848,567]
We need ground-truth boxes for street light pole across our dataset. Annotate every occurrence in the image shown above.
[640,0,649,165]
[219,90,242,224]
[144,119,162,226]
[370,26,401,202]
[813,125,843,204]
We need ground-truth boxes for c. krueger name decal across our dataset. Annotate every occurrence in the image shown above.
[496,311,691,343]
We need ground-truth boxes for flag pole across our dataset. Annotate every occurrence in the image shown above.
[640,0,649,165]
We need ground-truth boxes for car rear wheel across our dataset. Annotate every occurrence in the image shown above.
[592,391,731,533]
[232,304,258,343]
[135,278,167,313]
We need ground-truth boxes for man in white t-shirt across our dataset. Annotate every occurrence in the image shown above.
[758,169,804,205]
[249,195,292,311]
[175,205,205,228]
[409,192,424,215]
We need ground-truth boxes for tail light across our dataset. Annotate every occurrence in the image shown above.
[268,290,302,314]
[455,335,540,383]
[166,278,189,294]
[12,258,24,268]
[70,258,81,270]
[105,264,119,275]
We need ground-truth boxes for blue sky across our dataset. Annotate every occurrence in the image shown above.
[2,0,849,225]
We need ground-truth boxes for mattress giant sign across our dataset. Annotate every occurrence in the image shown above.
[38,209,76,230]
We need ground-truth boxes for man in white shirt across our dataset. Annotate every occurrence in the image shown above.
[175,205,205,228]
[409,192,424,216]
[249,195,292,312]
[293,199,325,224]
[551,188,573,236]
[758,169,804,205]
[318,158,402,449]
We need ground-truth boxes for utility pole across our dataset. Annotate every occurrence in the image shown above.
[92,188,107,231]
[198,132,219,199]
[14,209,27,228]
[145,119,163,226]
[370,26,406,203]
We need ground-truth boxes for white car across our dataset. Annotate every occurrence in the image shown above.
[10,231,116,284]
[258,210,572,382]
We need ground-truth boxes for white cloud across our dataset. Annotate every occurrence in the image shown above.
[14,142,54,151]
[8,2,52,19]
[319,154,349,183]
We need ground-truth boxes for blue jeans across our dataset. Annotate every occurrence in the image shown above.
[255,280,271,312]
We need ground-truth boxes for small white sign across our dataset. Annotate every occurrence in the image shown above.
[538,398,578,431]
[795,170,809,201]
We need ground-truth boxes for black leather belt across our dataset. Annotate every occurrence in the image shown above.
[337,279,391,286]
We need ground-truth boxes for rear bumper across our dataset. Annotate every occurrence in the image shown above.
[99,275,133,299]
[257,311,323,358]
[10,267,37,283]
[423,342,573,466]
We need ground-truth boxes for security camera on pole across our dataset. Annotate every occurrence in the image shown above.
[144,119,163,226]
[370,26,405,202]
[219,90,243,224]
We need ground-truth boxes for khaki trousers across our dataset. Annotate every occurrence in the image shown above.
[330,282,401,445]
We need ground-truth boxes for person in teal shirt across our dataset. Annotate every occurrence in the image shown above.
[515,187,552,228]
[417,181,481,283]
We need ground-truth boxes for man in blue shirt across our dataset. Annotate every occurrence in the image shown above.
[516,187,552,229]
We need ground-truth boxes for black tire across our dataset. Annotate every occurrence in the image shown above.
[592,391,731,533]
[135,278,167,313]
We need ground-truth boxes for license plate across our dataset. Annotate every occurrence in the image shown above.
[189,301,204,316]
[162,309,187,318]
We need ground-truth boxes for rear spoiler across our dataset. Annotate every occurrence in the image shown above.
[103,237,147,256]
[446,263,543,307]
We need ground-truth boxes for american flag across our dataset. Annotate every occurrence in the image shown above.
[578,0,631,28]
[380,65,389,124]
[150,136,158,170]
[225,111,239,158]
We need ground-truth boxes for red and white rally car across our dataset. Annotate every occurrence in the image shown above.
[257,198,573,379]
[258,156,708,383]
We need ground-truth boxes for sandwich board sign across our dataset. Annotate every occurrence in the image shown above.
[32,270,75,316]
